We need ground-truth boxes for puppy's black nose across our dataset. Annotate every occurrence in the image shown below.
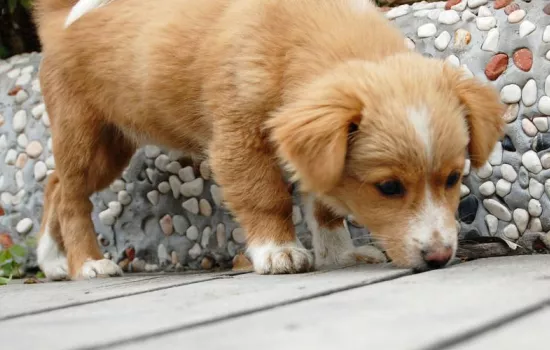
[421,247,452,269]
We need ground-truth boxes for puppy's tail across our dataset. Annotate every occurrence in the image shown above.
[34,0,112,28]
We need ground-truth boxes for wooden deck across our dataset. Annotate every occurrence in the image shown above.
[1,255,549,350]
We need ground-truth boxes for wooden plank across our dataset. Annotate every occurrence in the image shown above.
[0,270,238,320]
[109,256,550,350]
[452,307,550,350]
[0,264,409,350]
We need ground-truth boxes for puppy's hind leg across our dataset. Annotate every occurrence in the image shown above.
[37,172,69,281]
[46,102,135,280]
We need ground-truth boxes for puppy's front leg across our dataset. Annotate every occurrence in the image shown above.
[304,197,387,268]
[210,134,313,274]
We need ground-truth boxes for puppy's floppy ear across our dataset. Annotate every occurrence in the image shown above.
[267,82,362,194]
[451,72,506,168]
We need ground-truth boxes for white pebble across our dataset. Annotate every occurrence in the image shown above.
[99,209,116,225]
[118,190,132,205]
[495,179,511,197]
[166,161,181,174]
[1,193,13,206]
[529,218,542,232]
[513,209,529,233]
[158,181,170,194]
[507,9,526,24]
[488,142,502,165]
[545,75,550,96]
[15,170,24,189]
[199,199,213,217]
[16,218,33,234]
[477,5,491,17]
[178,166,195,182]
[154,154,170,171]
[15,73,31,86]
[522,151,543,174]
[385,4,410,19]
[11,190,25,206]
[463,159,471,176]
[483,199,511,221]
[412,2,436,10]
[7,68,21,79]
[479,181,495,196]
[502,104,519,123]
[110,179,125,192]
[182,198,199,215]
[467,0,487,8]
[168,150,183,161]
[485,214,498,235]
[503,224,519,240]
[521,118,537,137]
[446,55,460,67]
[5,149,17,165]
[543,26,550,43]
[521,79,537,107]
[476,17,496,31]
[538,96,550,115]
[34,161,47,181]
[31,104,45,119]
[529,179,544,199]
[108,201,123,217]
[169,175,182,199]
[476,162,493,179]
[144,145,161,158]
[417,23,437,38]
[438,10,460,25]
[26,141,43,158]
[186,226,199,241]
[292,205,303,225]
[461,9,475,21]
[201,227,212,248]
[534,117,549,132]
[15,90,29,104]
[519,20,536,38]
[434,31,451,51]
[428,9,442,20]
[210,184,223,206]
[42,112,50,127]
[17,134,28,148]
[21,65,34,74]
[414,9,430,17]
[460,184,471,197]
[541,154,550,169]
[13,110,27,133]
[147,190,159,205]
[500,84,521,104]
[232,228,247,244]
[528,199,542,217]
[180,178,204,197]
[188,243,202,260]
[481,28,499,52]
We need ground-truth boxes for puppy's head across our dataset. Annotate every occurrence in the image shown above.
[268,53,505,271]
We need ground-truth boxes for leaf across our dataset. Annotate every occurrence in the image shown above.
[35,271,45,279]
[1,263,13,276]
[0,250,12,264]
[0,276,12,286]
[8,0,18,14]
[20,0,33,10]
[9,244,26,258]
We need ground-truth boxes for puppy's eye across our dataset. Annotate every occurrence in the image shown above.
[445,171,461,189]
[376,180,406,197]
[348,122,359,135]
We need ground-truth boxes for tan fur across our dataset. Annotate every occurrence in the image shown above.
[34,0,505,278]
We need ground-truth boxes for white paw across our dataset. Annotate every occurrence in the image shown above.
[248,242,314,274]
[315,245,387,268]
[79,259,123,279]
[41,257,69,281]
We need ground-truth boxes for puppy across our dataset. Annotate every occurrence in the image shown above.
[33,0,505,280]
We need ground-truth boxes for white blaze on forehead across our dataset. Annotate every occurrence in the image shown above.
[407,107,432,159]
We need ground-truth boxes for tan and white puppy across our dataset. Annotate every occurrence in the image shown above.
[33,0,505,280]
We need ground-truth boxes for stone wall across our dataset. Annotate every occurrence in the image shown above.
[1,0,549,274]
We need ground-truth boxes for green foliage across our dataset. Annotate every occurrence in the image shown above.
[0,243,28,285]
